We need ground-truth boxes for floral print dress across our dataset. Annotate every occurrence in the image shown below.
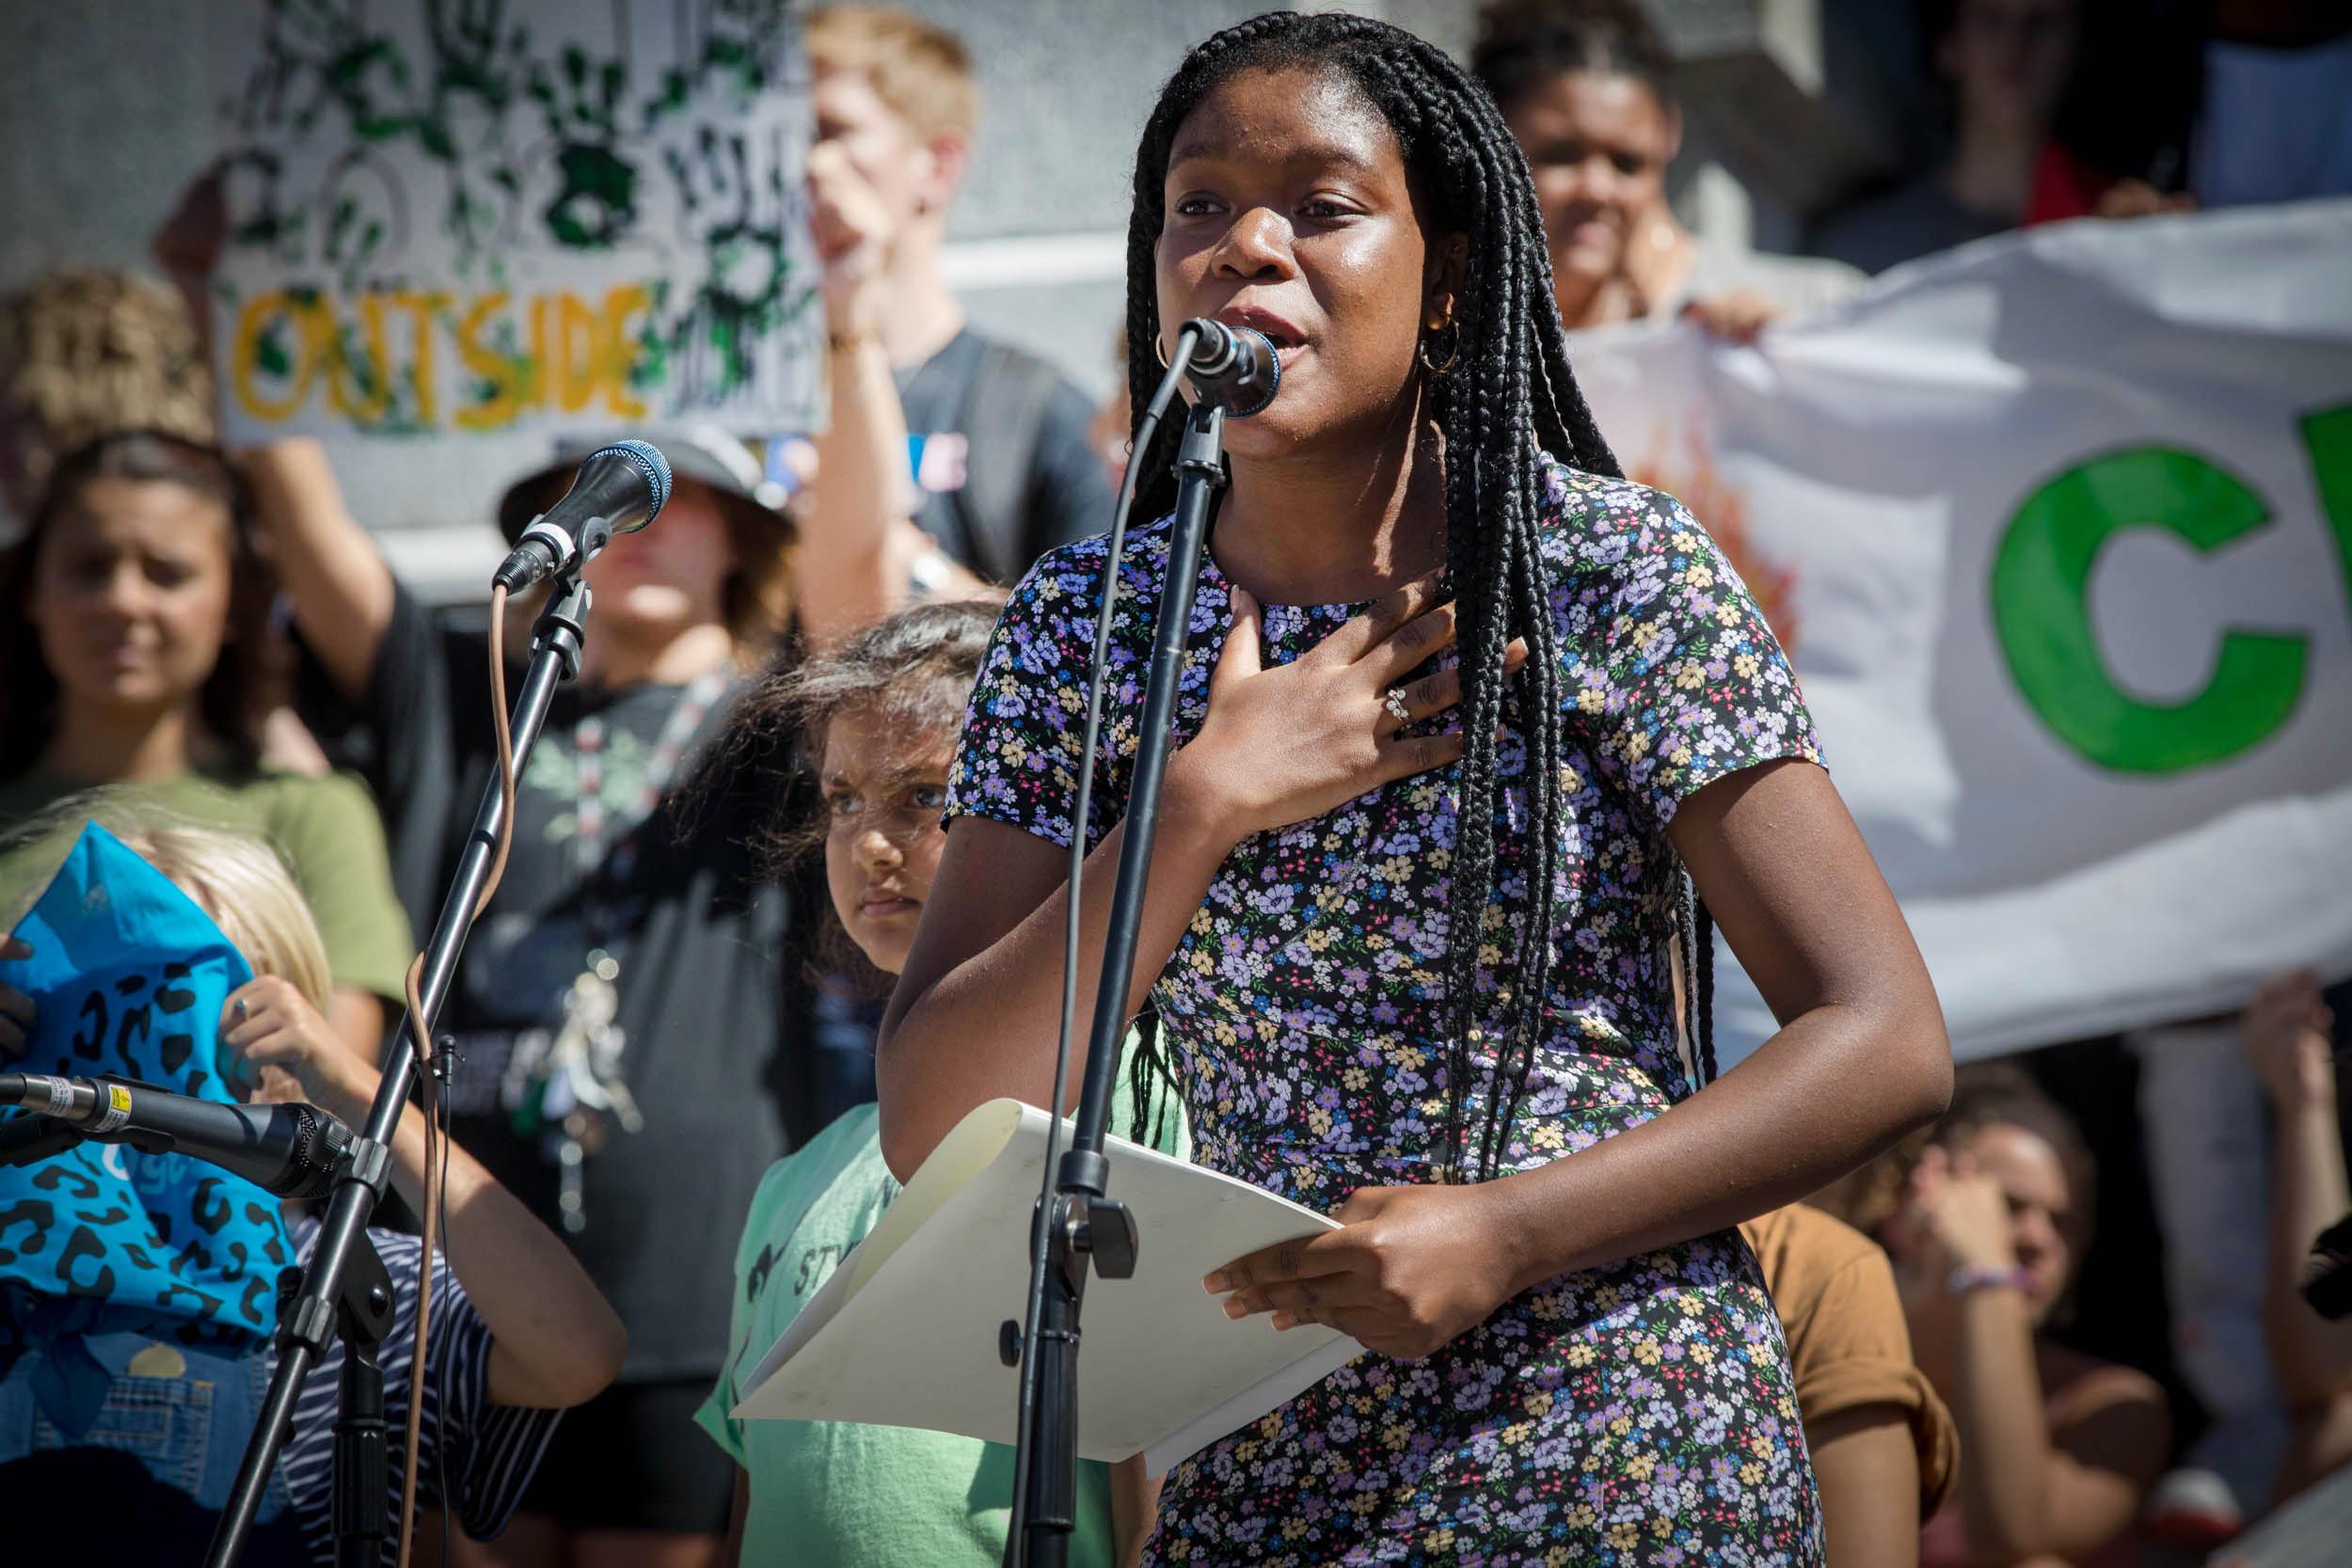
[946,461,1828,1566]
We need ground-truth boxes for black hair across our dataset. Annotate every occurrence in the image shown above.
[0,428,281,781]
[709,592,1188,1142]
[1470,0,1677,121]
[1123,11,1714,1180]
[700,594,1004,997]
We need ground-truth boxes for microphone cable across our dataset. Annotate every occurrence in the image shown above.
[1004,324,1201,1559]
[390,581,525,1568]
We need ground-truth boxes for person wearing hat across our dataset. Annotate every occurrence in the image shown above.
[245,427,898,1565]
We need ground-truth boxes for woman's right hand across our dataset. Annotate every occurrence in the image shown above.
[1167,576,1524,847]
[0,937,34,1057]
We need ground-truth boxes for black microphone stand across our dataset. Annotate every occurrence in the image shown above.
[1004,399,1228,1568]
[205,571,595,1568]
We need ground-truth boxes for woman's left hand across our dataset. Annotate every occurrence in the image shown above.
[1207,1182,1523,1360]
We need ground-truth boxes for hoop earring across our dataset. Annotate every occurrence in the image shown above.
[1154,333,1171,370]
[1419,322,1460,376]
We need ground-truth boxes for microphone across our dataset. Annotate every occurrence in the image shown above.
[0,1072,356,1199]
[1177,319,1280,417]
[491,439,674,593]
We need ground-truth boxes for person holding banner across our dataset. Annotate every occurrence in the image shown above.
[880,13,1950,1562]
[0,430,414,1058]
[2242,972,2352,1505]
[1472,0,1861,342]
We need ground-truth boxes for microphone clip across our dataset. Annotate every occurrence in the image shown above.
[494,513,618,594]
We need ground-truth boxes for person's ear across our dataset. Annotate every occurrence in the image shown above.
[914,129,972,219]
[1422,233,1470,327]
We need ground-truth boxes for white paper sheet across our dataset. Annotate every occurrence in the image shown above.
[736,1100,1361,1472]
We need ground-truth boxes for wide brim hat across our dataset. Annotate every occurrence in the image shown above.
[495,424,791,545]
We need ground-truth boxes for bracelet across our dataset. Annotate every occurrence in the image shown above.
[1947,1263,2034,1297]
[828,329,878,356]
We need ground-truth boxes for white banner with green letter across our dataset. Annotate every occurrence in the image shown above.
[1573,199,2352,1062]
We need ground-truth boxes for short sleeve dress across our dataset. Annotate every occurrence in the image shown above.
[945,460,1828,1566]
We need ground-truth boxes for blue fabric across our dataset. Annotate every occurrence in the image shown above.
[0,824,293,1342]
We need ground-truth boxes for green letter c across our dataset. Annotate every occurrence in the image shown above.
[1992,448,2305,774]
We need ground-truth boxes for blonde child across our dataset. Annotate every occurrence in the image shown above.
[0,806,623,1566]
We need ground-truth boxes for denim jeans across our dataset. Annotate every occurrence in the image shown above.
[0,1323,308,1565]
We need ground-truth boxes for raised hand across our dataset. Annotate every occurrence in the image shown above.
[1898,1145,2019,1282]
[808,139,895,337]
[1680,288,1784,344]
[2242,970,2336,1111]
[1168,576,1527,847]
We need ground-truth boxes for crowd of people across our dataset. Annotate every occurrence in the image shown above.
[0,3,2346,1566]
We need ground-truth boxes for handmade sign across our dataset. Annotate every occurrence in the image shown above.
[203,1,823,442]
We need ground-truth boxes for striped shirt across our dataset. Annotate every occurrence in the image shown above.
[282,1219,561,1565]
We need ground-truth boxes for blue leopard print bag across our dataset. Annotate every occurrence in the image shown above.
[0,823,294,1345]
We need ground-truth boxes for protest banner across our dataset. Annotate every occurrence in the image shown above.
[202,1,822,444]
[1573,199,2352,1061]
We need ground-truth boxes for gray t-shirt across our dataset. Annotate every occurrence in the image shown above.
[894,326,1115,586]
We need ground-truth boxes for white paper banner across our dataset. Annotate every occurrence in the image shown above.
[202,1,823,443]
[1572,200,2352,1062]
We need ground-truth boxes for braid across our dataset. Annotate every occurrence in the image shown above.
[1694,896,1719,1085]
[1122,1006,1178,1150]
[1123,12,1661,1184]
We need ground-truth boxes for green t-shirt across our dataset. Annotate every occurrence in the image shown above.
[697,1069,1188,1568]
[0,763,416,1004]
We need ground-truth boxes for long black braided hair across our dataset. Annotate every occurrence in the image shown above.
[1119,12,1717,1180]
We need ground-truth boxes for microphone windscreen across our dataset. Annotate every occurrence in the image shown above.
[596,439,673,520]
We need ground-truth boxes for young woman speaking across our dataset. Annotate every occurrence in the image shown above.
[881,13,1950,1563]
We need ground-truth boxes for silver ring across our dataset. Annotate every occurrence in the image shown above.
[232,998,248,1023]
[1382,687,1412,724]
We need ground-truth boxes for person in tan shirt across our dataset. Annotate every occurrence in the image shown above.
[1743,1202,1960,1568]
